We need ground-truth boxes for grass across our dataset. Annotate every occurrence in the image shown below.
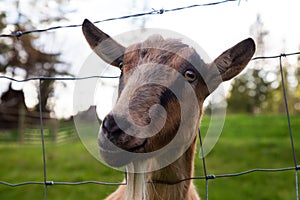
[0,114,299,199]
[197,114,300,199]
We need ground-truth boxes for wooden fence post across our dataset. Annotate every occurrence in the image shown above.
[18,106,25,144]
[51,119,58,142]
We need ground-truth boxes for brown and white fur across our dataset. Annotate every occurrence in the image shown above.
[82,19,255,200]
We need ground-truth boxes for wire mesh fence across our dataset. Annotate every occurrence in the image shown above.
[0,0,242,38]
[0,50,299,200]
[0,0,299,199]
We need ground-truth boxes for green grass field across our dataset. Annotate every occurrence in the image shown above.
[0,114,299,199]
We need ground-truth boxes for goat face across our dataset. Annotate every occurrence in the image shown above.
[82,19,255,168]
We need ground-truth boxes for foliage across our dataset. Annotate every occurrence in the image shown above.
[0,0,70,113]
[227,15,300,114]
[227,68,273,113]
[228,58,300,114]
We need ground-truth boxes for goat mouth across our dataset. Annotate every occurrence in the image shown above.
[128,139,147,152]
[98,136,148,167]
[98,137,148,153]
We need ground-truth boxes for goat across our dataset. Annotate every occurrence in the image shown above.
[82,19,255,200]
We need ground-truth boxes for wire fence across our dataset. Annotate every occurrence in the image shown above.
[0,0,242,38]
[1,51,299,200]
[0,0,299,199]
[0,108,76,144]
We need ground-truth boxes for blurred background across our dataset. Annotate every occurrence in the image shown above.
[0,0,300,199]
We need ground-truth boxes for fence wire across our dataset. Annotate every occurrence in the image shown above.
[0,52,299,200]
[0,0,299,199]
[0,0,241,38]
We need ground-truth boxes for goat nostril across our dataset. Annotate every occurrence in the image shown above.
[102,115,132,143]
[102,115,120,133]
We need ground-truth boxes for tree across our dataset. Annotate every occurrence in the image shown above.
[295,54,300,113]
[227,15,300,114]
[227,68,274,113]
[275,54,300,114]
[227,14,273,114]
[0,0,70,116]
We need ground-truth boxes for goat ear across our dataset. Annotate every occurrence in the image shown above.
[213,38,255,81]
[82,19,125,68]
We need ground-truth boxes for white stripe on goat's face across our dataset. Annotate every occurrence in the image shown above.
[82,19,255,167]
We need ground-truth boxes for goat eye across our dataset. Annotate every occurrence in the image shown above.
[184,70,197,82]
[140,49,147,58]
[119,62,123,69]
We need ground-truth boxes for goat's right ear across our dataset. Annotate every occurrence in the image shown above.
[82,19,125,68]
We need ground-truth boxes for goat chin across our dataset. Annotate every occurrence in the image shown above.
[125,162,147,200]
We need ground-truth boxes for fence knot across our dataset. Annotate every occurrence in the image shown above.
[152,8,165,15]
[12,31,23,38]
[280,53,287,57]
[206,174,216,180]
[45,181,54,186]
[296,165,300,170]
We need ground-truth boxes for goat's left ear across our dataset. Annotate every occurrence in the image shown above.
[213,38,255,81]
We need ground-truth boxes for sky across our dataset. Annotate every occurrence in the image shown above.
[61,0,300,63]
[1,0,300,119]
